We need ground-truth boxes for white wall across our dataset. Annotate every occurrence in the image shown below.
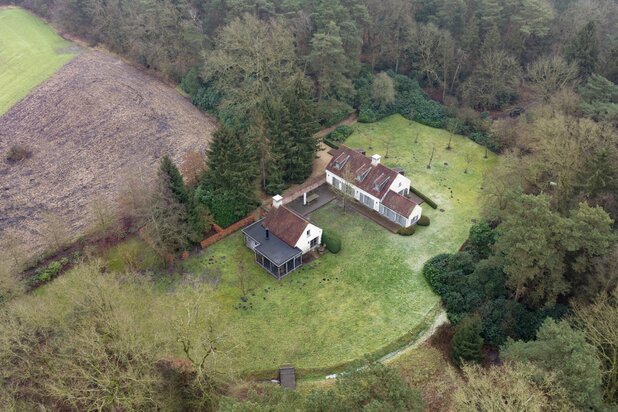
[406,204,423,226]
[327,171,381,211]
[294,222,323,254]
[389,173,411,195]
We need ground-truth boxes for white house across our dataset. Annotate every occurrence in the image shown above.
[242,195,323,279]
[325,145,422,227]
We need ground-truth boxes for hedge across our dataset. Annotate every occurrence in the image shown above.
[322,229,342,254]
[397,226,416,236]
[417,215,430,226]
[409,186,438,209]
[322,138,340,150]
[329,125,354,142]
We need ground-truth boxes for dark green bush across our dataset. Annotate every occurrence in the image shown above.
[451,315,484,366]
[322,138,339,149]
[318,100,353,127]
[422,253,452,293]
[409,186,437,209]
[322,229,342,254]
[417,215,430,226]
[397,226,416,236]
[329,125,354,142]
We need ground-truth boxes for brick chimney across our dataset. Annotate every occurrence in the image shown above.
[272,195,283,209]
[371,154,381,166]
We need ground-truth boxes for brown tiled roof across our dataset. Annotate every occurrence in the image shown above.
[326,146,399,199]
[262,206,309,248]
[382,191,418,217]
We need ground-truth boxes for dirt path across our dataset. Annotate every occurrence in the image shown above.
[0,51,216,258]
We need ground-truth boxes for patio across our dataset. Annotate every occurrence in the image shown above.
[285,183,336,217]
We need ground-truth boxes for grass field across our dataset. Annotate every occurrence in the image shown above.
[33,114,497,376]
[0,8,78,114]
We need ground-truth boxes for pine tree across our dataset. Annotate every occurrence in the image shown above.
[200,127,259,227]
[565,21,600,78]
[159,156,202,243]
[451,315,484,366]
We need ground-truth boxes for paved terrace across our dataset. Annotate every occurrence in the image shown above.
[285,183,336,217]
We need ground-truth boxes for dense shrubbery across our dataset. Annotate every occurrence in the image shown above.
[322,138,339,149]
[317,100,353,127]
[417,215,430,226]
[422,222,569,345]
[397,226,416,236]
[329,125,354,142]
[322,229,342,254]
[451,315,484,366]
[358,72,448,128]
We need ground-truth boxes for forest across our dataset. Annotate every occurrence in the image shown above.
[1,0,617,410]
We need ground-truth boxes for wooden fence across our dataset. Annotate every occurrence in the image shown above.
[281,173,326,204]
[199,210,262,249]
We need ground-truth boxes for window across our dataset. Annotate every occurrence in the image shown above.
[307,229,311,237]
[310,237,318,247]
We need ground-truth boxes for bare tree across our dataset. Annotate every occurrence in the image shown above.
[39,211,70,251]
[180,151,206,187]
[236,261,250,301]
[427,144,436,169]
[464,153,473,174]
[0,230,25,271]
[338,163,356,213]
[88,195,118,236]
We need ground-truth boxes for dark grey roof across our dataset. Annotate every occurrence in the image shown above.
[242,219,302,266]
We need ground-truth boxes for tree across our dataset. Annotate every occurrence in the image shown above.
[501,318,604,409]
[453,362,574,411]
[159,156,203,243]
[565,21,600,78]
[579,74,618,124]
[371,72,395,109]
[527,55,579,100]
[573,291,618,403]
[309,21,353,100]
[180,151,206,188]
[199,126,259,227]
[39,211,70,251]
[451,315,484,366]
[305,362,423,411]
[462,50,521,110]
[236,261,250,301]
[88,195,118,236]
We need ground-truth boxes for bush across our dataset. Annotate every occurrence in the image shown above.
[397,226,416,236]
[6,145,31,162]
[451,315,484,366]
[417,215,430,226]
[422,253,452,293]
[318,100,353,127]
[322,229,342,254]
[329,125,354,142]
[409,186,437,209]
[322,138,339,149]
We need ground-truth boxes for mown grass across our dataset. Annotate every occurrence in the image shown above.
[0,8,78,114]
[31,114,496,376]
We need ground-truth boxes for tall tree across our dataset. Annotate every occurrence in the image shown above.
[451,315,484,366]
[565,21,600,78]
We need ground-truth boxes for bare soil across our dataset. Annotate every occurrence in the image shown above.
[0,51,216,257]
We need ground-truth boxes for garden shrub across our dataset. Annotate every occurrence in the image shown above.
[409,187,437,209]
[417,215,430,226]
[329,125,353,142]
[397,226,416,236]
[318,100,353,127]
[322,138,339,149]
[28,258,71,288]
[322,229,342,254]
[451,315,484,366]
[422,253,452,293]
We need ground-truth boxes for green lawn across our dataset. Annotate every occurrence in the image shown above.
[177,114,498,374]
[33,114,496,376]
[0,8,78,114]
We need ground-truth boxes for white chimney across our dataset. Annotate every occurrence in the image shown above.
[371,154,381,166]
[272,195,283,209]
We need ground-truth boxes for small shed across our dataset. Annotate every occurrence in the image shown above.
[279,365,296,390]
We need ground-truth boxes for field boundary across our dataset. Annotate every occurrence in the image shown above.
[200,210,264,249]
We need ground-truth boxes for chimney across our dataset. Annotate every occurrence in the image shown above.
[272,194,283,209]
[371,154,381,166]
[265,228,270,239]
